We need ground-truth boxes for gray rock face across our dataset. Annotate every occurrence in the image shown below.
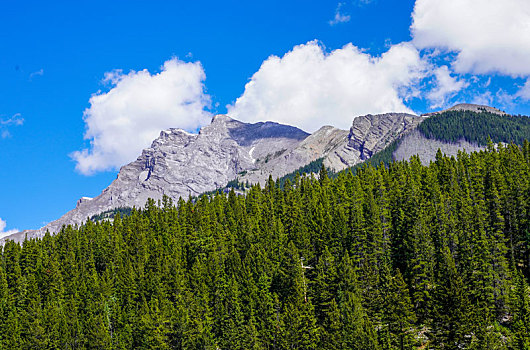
[393,130,485,165]
[238,125,350,185]
[4,105,495,243]
[322,113,424,170]
[238,113,424,185]
[345,113,424,160]
[18,115,308,240]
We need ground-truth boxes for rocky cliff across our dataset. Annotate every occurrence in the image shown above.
[234,112,424,184]
[13,115,308,240]
[5,104,504,243]
[335,112,423,163]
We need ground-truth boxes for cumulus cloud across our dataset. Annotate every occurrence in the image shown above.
[411,0,530,77]
[71,58,211,175]
[0,113,24,139]
[0,218,18,239]
[329,3,351,26]
[427,66,468,108]
[227,41,426,132]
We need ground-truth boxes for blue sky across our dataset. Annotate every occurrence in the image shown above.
[1,0,530,233]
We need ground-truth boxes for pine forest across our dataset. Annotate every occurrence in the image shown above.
[1,141,530,349]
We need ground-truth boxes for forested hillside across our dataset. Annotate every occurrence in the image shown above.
[347,110,530,172]
[418,110,530,145]
[277,158,325,188]
[1,141,530,349]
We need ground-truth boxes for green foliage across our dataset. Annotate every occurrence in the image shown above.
[90,207,132,222]
[277,158,326,188]
[348,138,402,174]
[225,178,249,191]
[3,142,530,348]
[418,110,530,145]
[198,178,251,198]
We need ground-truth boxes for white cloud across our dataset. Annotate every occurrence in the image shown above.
[29,69,44,79]
[516,80,530,101]
[0,218,18,239]
[411,0,530,77]
[71,58,211,175]
[227,41,426,132]
[427,65,468,108]
[329,3,351,26]
[0,113,24,126]
[471,91,493,106]
[496,89,517,109]
[0,113,24,139]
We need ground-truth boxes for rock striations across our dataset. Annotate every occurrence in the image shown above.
[5,104,501,243]
[16,115,308,240]
[237,112,423,185]
[339,112,423,162]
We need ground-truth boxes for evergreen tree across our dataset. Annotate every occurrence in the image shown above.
[382,269,417,350]
[510,271,530,349]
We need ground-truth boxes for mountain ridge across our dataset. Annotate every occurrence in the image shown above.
[3,103,522,243]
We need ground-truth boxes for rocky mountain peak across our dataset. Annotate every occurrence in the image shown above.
[422,103,507,116]
[347,112,423,160]
[149,128,197,149]
[6,105,507,244]
[211,114,233,123]
[16,117,310,240]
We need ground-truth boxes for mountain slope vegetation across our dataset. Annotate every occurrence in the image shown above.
[417,110,530,145]
[1,141,530,349]
[343,109,530,173]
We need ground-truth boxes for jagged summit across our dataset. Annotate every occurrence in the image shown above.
[13,117,310,240]
[213,112,424,187]
[211,113,232,122]
[3,104,517,243]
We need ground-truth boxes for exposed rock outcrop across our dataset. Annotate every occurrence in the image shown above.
[393,130,485,165]
[337,112,424,163]
[237,125,350,184]
[237,112,424,184]
[5,105,500,244]
[18,116,308,240]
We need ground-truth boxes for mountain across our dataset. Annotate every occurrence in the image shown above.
[7,112,423,241]
[236,112,424,185]
[393,105,530,164]
[5,103,528,243]
[15,116,307,239]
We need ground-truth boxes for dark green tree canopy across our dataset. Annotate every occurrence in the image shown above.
[1,141,530,349]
